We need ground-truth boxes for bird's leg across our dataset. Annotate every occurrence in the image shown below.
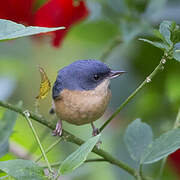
[52,120,62,136]
[91,122,102,148]
[91,122,100,136]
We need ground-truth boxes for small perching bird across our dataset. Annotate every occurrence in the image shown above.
[51,60,125,136]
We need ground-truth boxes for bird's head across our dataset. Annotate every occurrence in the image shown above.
[53,60,125,99]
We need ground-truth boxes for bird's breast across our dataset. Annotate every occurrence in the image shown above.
[54,79,111,125]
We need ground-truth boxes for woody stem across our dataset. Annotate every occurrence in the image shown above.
[0,100,150,180]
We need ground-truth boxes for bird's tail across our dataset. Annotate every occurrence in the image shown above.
[49,108,55,114]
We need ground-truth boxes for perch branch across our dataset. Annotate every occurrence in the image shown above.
[99,53,169,132]
[0,100,144,179]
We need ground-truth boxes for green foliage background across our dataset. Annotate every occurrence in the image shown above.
[1,0,180,179]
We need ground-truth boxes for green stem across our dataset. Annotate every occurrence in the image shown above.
[42,158,109,168]
[158,108,180,179]
[99,56,167,132]
[0,55,170,180]
[0,100,141,179]
[173,108,180,129]
[139,164,143,179]
[28,128,49,157]
[23,110,52,173]
[158,157,167,180]
[35,137,62,162]
[99,36,122,62]
[0,53,170,180]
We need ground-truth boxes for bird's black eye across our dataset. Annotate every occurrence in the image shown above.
[94,74,100,81]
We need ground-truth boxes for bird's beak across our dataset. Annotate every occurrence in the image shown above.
[108,70,126,79]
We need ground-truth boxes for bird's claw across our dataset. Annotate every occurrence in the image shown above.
[52,120,62,136]
[92,127,100,136]
[91,124,102,147]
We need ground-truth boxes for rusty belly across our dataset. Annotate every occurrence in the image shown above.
[54,88,111,125]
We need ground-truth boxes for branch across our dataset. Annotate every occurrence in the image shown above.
[23,110,53,173]
[99,36,122,62]
[35,137,62,162]
[0,50,171,180]
[42,158,109,168]
[0,100,141,179]
[99,54,168,132]
[0,38,170,180]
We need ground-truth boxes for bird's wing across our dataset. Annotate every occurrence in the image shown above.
[52,79,63,100]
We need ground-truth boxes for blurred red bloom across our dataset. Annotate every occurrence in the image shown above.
[169,150,180,177]
[0,0,35,24]
[34,0,89,47]
[0,0,89,47]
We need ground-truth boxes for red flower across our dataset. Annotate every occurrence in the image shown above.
[0,0,89,47]
[0,0,35,25]
[34,0,89,47]
[169,150,180,178]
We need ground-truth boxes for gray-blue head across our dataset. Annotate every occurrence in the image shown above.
[52,60,125,99]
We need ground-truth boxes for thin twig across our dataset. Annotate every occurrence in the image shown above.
[42,158,109,168]
[100,36,122,62]
[158,108,180,179]
[99,53,170,132]
[158,157,167,180]
[35,137,62,162]
[173,108,180,129]
[0,53,172,180]
[28,128,49,157]
[0,42,172,180]
[23,110,53,173]
[139,164,143,180]
[0,100,140,179]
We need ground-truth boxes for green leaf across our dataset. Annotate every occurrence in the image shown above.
[170,24,180,44]
[0,109,18,157]
[124,119,153,162]
[59,134,101,175]
[0,160,46,180]
[0,19,65,41]
[173,48,180,62]
[0,141,9,158]
[139,38,168,50]
[159,20,173,46]
[153,29,166,42]
[141,129,180,164]
[0,175,15,180]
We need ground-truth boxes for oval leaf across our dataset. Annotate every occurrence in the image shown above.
[141,129,180,164]
[173,48,180,62]
[0,19,65,41]
[0,160,46,180]
[0,109,19,157]
[124,119,153,162]
[159,20,173,46]
[139,38,168,51]
[59,134,101,175]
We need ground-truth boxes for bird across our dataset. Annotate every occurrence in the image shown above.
[50,59,125,136]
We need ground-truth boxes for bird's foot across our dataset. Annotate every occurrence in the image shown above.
[92,127,100,136]
[91,123,102,147]
[52,120,62,136]
[91,122,100,136]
